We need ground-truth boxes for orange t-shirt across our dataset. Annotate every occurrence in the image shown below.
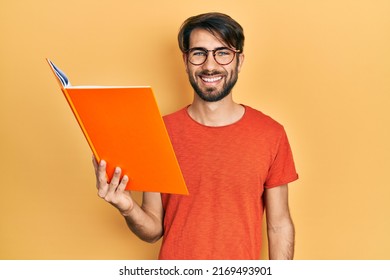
[159,105,298,259]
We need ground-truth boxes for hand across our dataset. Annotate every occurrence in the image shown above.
[92,156,134,216]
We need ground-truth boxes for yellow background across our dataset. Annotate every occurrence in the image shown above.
[1,0,389,259]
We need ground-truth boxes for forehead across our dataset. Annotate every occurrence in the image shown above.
[189,28,228,49]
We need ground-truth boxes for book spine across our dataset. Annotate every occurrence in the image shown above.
[61,88,100,163]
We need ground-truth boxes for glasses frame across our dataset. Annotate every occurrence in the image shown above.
[185,47,241,66]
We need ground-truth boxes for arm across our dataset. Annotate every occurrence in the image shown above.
[93,157,163,243]
[264,184,295,260]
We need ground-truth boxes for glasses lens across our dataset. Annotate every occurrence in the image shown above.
[188,49,207,65]
[214,48,235,65]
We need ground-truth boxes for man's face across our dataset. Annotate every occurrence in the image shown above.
[184,28,244,102]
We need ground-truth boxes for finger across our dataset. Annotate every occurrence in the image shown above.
[96,160,109,191]
[92,155,103,189]
[97,160,107,181]
[107,167,122,194]
[92,154,98,171]
[97,185,108,199]
[116,175,129,192]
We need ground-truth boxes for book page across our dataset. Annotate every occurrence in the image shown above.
[47,59,71,87]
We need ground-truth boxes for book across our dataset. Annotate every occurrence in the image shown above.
[47,59,188,195]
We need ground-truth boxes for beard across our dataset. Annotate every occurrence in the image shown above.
[188,66,239,102]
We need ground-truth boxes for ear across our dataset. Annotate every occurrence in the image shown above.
[237,53,245,73]
[182,53,189,73]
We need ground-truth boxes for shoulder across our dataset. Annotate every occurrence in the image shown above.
[242,105,285,133]
[163,106,188,126]
[162,106,194,137]
[163,106,188,121]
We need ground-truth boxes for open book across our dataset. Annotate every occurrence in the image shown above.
[47,59,188,195]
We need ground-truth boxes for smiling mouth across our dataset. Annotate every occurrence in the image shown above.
[201,76,223,83]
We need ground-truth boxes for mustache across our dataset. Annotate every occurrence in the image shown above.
[198,70,224,76]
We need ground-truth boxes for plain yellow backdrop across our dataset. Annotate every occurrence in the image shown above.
[1,0,389,259]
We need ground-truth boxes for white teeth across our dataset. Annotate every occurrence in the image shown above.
[202,76,222,83]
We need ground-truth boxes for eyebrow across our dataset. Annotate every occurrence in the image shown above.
[188,47,231,51]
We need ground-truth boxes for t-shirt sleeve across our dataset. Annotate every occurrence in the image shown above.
[264,128,298,188]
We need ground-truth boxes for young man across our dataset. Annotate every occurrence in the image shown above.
[93,12,298,260]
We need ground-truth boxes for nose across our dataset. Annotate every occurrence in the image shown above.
[202,51,219,70]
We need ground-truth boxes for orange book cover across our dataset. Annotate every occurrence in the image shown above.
[47,59,188,195]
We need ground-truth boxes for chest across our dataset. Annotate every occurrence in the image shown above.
[170,125,279,194]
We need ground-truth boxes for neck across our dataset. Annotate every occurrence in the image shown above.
[188,94,245,126]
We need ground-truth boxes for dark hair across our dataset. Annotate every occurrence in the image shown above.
[178,12,245,53]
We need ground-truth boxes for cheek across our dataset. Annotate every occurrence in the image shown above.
[185,63,193,74]
[185,64,191,74]
[188,67,200,78]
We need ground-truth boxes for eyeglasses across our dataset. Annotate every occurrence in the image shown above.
[185,47,241,66]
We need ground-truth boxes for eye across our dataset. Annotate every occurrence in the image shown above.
[191,51,207,57]
[216,49,233,57]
